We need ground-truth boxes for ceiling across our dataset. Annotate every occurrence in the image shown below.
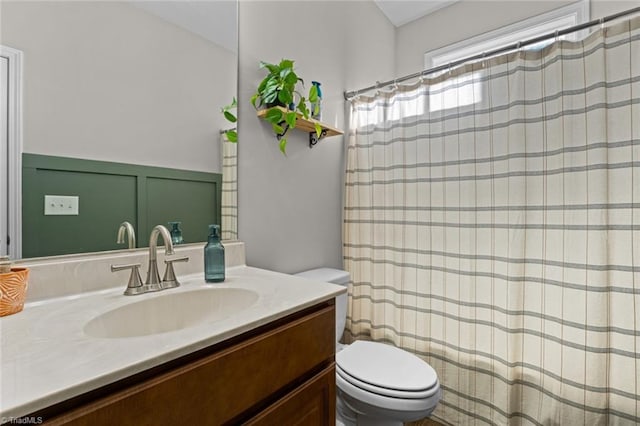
[374,0,460,27]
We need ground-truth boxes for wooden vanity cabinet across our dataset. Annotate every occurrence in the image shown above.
[40,301,336,425]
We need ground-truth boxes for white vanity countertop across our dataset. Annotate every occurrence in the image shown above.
[0,266,345,420]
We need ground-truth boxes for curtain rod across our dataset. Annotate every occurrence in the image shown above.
[343,6,640,100]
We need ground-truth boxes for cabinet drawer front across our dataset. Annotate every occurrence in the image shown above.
[244,364,336,426]
[48,303,335,426]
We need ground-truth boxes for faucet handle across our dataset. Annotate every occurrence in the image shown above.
[161,256,189,289]
[111,263,161,295]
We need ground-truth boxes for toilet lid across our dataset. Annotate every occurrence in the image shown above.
[336,341,438,394]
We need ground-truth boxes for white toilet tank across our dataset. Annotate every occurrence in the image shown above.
[294,268,350,345]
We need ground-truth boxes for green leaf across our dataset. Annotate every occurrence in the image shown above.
[250,93,259,109]
[265,78,279,90]
[314,123,322,139]
[309,84,318,103]
[222,97,237,118]
[284,71,299,86]
[263,82,279,100]
[297,99,309,119]
[285,111,297,128]
[263,91,278,104]
[260,61,279,74]
[279,59,294,70]
[225,130,238,142]
[222,97,237,111]
[278,88,293,105]
[264,108,284,123]
[263,86,278,98]
[279,138,288,155]
[280,68,291,80]
[272,123,284,134]
[223,111,237,123]
[257,78,268,93]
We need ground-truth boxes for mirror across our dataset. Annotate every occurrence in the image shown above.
[0,0,238,259]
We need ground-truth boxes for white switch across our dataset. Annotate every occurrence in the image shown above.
[44,195,79,216]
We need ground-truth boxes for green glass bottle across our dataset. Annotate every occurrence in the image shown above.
[204,224,225,282]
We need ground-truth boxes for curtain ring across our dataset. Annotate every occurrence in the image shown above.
[481,51,486,68]
[516,41,522,53]
[600,17,605,31]
[554,30,559,42]
[448,62,452,75]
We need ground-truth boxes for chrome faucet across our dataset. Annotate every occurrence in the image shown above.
[111,224,189,295]
[116,221,136,249]
[146,225,175,286]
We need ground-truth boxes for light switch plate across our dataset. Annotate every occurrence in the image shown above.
[44,195,79,215]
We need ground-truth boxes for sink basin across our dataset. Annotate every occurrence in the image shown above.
[84,288,259,338]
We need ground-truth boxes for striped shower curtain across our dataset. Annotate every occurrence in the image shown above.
[344,17,639,425]
[221,133,238,241]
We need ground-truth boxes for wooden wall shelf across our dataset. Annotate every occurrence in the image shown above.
[257,106,344,147]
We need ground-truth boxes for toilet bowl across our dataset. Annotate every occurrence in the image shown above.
[295,268,441,426]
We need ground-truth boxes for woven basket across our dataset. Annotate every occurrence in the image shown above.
[0,268,29,317]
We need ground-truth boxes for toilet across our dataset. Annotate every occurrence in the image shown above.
[295,268,441,426]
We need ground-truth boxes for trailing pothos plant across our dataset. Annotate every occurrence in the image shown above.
[221,97,238,143]
[251,59,322,155]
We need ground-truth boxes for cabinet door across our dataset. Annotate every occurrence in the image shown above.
[245,364,335,426]
[45,304,335,426]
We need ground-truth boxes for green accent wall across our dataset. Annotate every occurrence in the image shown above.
[23,154,222,258]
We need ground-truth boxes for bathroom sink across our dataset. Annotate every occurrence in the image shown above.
[84,288,259,338]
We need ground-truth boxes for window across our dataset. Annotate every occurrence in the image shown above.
[429,72,482,113]
[423,1,589,112]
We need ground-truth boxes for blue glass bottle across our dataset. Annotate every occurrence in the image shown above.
[204,224,225,282]
[168,221,183,245]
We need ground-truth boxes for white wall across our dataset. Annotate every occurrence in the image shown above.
[395,0,638,78]
[0,1,236,173]
[238,0,395,273]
